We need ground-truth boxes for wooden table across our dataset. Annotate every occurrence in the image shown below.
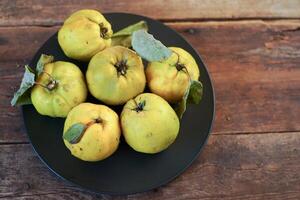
[1,1,300,199]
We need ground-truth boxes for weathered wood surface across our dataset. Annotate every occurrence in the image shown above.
[1,20,300,143]
[0,0,300,26]
[1,0,300,198]
[1,133,300,199]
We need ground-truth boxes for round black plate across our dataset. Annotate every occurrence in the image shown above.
[22,13,215,195]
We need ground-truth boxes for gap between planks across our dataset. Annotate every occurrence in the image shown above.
[1,131,300,146]
[0,18,300,28]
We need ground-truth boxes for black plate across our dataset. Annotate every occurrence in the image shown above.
[22,13,215,195]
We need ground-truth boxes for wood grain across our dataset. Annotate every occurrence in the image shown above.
[1,1,300,199]
[0,0,300,26]
[174,20,300,134]
[1,20,300,142]
[1,132,299,199]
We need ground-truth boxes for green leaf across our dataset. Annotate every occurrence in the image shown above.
[11,65,35,106]
[63,123,87,144]
[174,99,187,120]
[140,100,146,108]
[131,30,172,62]
[111,21,148,48]
[112,21,148,37]
[111,36,133,48]
[36,54,54,77]
[14,90,32,105]
[187,80,203,104]
[174,80,203,119]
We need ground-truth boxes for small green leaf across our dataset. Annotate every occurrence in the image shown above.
[133,100,146,112]
[140,100,146,108]
[14,90,32,105]
[174,90,189,119]
[63,123,87,144]
[132,30,172,62]
[111,36,133,48]
[187,80,203,104]
[112,21,148,48]
[112,21,148,37]
[174,80,203,119]
[11,65,36,106]
[36,54,54,77]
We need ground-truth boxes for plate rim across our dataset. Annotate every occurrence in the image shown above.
[22,12,216,195]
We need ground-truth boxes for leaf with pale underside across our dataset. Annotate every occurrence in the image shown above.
[174,80,203,119]
[132,30,172,62]
[11,65,35,106]
[111,21,148,47]
[36,54,54,77]
[63,123,87,144]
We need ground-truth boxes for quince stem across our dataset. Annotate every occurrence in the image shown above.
[114,60,128,76]
[132,100,146,112]
[34,71,58,91]
[86,118,102,127]
[99,23,109,39]
[80,118,103,135]
[172,50,191,81]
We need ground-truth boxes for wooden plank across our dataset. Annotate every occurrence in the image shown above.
[1,0,300,26]
[0,25,51,141]
[1,20,300,142]
[1,132,300,199]
[1,61,29,143]
[173,20,300,134]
